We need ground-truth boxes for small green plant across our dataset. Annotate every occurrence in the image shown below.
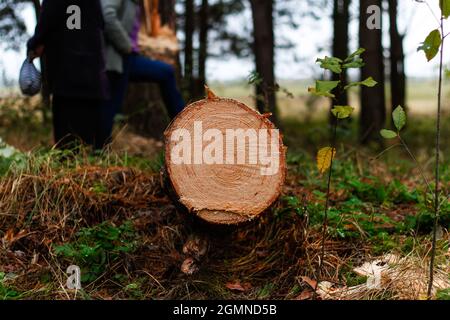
[257,283,274,299]
[123,280,145,299]
[91,182,108,194]
[436,288,450,300]
[149,151,166,173]
[381,1,449,297]
[379,106,433,195]
[0,138,26,176]
[274,195,304,219]
[380,104,450,296]
[0,272,21,300]
[54,221,138,283]
[308,48,377,295]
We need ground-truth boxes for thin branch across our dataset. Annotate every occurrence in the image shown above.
[427,12,444,300]
[398,136,433,194]
[370,143,402,161]
[416,0,442,27]
[314,118,338,299]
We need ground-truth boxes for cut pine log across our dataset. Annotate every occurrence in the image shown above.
[164,89,286,225]
[137,28,179,66]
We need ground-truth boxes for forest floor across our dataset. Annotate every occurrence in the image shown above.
[0,95,449,300]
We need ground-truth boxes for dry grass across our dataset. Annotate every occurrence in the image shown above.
[0,150,373,300]
[0,95,448,299]
[316,234,450,300]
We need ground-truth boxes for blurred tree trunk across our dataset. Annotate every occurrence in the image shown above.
[184,0,195,101]
[31,0,51,120]
[249,0,279,127]
[159,0,176,30]
[388,0,406,115]
[159,0,182,83]
[330,0,350,126]
[359,0,385,145]
[197,0,209,98]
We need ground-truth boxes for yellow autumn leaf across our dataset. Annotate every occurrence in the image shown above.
[317,147,336,174]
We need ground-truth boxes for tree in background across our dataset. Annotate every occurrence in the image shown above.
[0,0,27,51]
[359,0,386,144]
[206,0,250,59]
[249,0,278,126]
[178,0,301,119]
[159,0,176,30]
[388,0,406,115]
[331,0,351,124]
[197,0,208,98]
[179,0,248,101]
[183,0,195,100]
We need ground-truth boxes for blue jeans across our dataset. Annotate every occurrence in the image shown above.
[101,53,185,146]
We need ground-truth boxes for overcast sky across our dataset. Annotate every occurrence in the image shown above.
[0,0,446,85]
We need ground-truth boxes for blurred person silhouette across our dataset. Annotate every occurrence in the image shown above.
[100,0,185,146]
[27,0,108,150]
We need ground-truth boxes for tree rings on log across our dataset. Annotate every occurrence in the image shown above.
[164,90,286,225]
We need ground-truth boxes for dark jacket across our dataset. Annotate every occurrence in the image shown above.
[27,0,108,100]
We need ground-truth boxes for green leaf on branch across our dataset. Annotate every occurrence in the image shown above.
[418,29,442,61]
[331,106,354,119]
[344,77,377,90]
[345,48,366,62]
[360,77,377,87]
[343,48,365,69]
[440,0,450,18]
[316,56,343,74]
[308,80,340,98]
[380,129,398,139]
[392,105,406,131]
[343,57,364,69]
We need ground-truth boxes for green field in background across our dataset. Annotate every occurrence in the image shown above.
[210,79,450,120]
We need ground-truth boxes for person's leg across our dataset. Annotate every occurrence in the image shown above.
[52,95,78,149]
[100,56,132,147]
[128,54,185,119]
[100,72,123,147]
[69,99,101,148]
[52,96,101,150]
[92,102,105,151]
[52,95,65,146]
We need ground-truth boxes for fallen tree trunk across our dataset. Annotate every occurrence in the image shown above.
[164,89,286,225]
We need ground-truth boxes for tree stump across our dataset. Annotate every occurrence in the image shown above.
[164,90,286,225]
